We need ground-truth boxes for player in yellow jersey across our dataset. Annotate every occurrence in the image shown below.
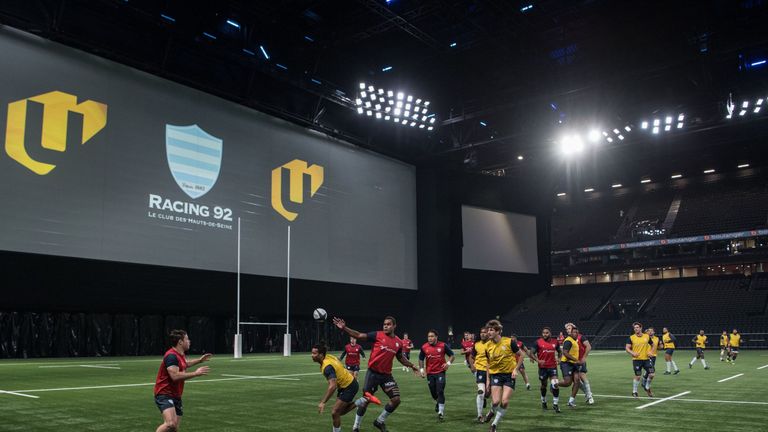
[558,326,583,408]
[469,326,491,422]
[661,327,680,375]
[644,328,660,389]
[625,322,655,397]
[312,344,360,432]
[728,329,742,364]
[689,330,710,370]
[720,330,729,362]
[482,320,520,432]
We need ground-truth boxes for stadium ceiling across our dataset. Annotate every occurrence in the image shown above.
[2,0,768,186]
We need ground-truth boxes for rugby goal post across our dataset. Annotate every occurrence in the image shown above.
[234,218,292,358]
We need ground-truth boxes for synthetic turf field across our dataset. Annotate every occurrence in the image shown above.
[1,350,766,431]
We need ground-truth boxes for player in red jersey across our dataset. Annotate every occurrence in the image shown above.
[461,331,475,369]
[154,330,212,432]
[333,316,418,432]
[557,331,565,346]
[509,334,532,390]
[419,330,455,421]
[400,333,414,372]
[565,322,594,404]
[340,337,366,378]
[528,327,562,413]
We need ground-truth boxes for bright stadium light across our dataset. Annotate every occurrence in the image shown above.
[375,112,382,119]
[588,130,601,142]
[653,119,661,126]
[652,127,659,134]
[357,107,363,114]
[560,134,585,155]
[641,121,648,129]
[584,188,595,192]
[612,183,622,188]
[665,116,673,125]
[678,113,685,121]
[703,169,715,174]
[356,84,436,131]
[557,192,567,197]
[664,125,671,131]
[738,163,750,168]
[625,126,632,132]
[607,137,614,143]
[618,134,625,140]
[517,155,524,160]
[671,174,682,179]
[641,178,651,184]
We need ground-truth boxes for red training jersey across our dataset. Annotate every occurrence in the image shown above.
[576,334,588,360]
[461,339,474,359]
[401,338,413,353]
[154,348,187,398]
[342,344,364,366]
[420,341,455,375]
[534,337,560,369]
[366,331,403,374]
[557,334,565,345]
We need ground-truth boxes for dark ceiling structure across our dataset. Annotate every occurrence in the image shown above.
[2,0,767,196]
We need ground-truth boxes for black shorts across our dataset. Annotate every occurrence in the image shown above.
[155,395,183,416]
[362,369,400,398]
[490,373,516,389]
[633,360,655,376]
[649,356,657,367]
[696,347,705,357]
[538,367,558,381]
[665,348,675,355]
[475,370,488,384]
[577,361,588,374]
[345,364,360,372]
[403,352,411,360]
[337,379,359,403]
[730,347,739,354]
[559,362,578,377]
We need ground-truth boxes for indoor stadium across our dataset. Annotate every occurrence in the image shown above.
[1,1,767,431]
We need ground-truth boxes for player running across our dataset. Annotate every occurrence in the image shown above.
[153,330,212,432]
[483,320,520,431]
[528,327,562,413]
[313,344,360,432]
[461,331,475,369]
[333,316,418,432]
[509,334,532,390]
[644,327,660,391]
[728,329,741,364]
[400,333,413,372]
[626,322,655,398]
[564,322,594,404]
[340,337,366,378]
[418,330,455,421]
[469,326,491,422]
[661,327,680,375]
[720,330,729,362]
[558,326,583,407]
[689,330,710,370]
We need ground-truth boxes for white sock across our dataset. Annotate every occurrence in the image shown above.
[476,394,484,416]
[666,361,671,372]
[702,359,707,368]
[579,381,586,392]
[492,407,506,426]
[553,396,559,404]
[632,380,639,393]
[333,427,341,432]
[690,357,696,365]
[583,380,592,397]
[438,404,445,415]
[353,415,363,429]
[672,361,678,371]
[568,396,575,404]
[645,378,652,390]
[541,395,546,403]
[377,409,391,424]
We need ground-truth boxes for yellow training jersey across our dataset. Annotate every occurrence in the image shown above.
[320,354,354,389]
[695,335,707,349]
[628,333,652,360]
[473,340,489,372]
[729,333,741,348]
[486,336,519,374]
[649,335,660,357]
[560,336,580,364]
[662,333,675,349]
[720,335,729,347]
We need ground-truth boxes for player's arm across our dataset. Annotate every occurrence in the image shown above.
[397,348,418,371]
[418,348,427,378]
[186,353,212,367]
[581,338,592,360]
[528,345,540,363]
[166,360,209,382]
[332,317,368,340]
[318,366,338,413]
[468,347,477,372]
[444,346,455,369]
[624,339,636,358]
[359,347,365,358]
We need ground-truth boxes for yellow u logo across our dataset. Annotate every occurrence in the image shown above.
[271,159,324,221]
[4,91,108,175]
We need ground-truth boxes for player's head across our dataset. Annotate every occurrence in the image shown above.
[541,327,552,339]
[732,328,738,334]
[722,330,728,335]
[403,332,409,339]
[647,327,655,336]
[510,333,518,341]
[558,331,564,337]
[699,329,705,335]
[564,322,575,332]
[464,331,472,340]
[311,344,327,363]
[350,337,357,345]
[662,327,669,334]
[479,326,488,341]
[169,329,190,352]
[485,320,503,339]
[428,329,438,345]
[382,316,397,335]
[569,326,579,337]
[632,322,643,334]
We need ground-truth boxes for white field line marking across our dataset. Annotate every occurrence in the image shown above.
[0,389,40,399]
[594,394,768,405]
[79,365,121,370]
[585,351,626,356]
[636,391,690,409]
[221,374,299,381]
[11,371,320,393]
[1,357,286,367]
[717,373,744,383]
[39,364,120,368]
[757,364,768,370]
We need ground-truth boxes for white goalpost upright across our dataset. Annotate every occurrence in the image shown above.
[234,218,292,358]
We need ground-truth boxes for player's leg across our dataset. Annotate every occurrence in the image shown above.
[669,350,679,373]
[331,399,350,431]
[538,369,549,409]
[435,373,446,418]
[700,350,709,369]
[492,381,514,428]
[519,363,530,389]
[730,349,738,364]
[632,361,642,397]
[484,377,502,423]
[643,362,655,397]
[474,370,486,420]
[550,371,561,412]
[690,349,699,368]
[155,396,182,432]
[373,376,400,430]
[353,371,376,431]
[427,375,439,402]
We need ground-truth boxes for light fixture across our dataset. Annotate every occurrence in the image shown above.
[588,130,601,142]
[641,121,648,129]
[612,183,622,188]
[738,163,750,168]
[703,169,715,174]
[641,179,651,184]
[671,174,682,179]
[584,188,595,192]
[517,155,524,160]
[652,127,659,134]
[625,126,632,132]
[557,192,567,197]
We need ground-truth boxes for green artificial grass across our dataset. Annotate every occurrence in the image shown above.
[0,350,766,431]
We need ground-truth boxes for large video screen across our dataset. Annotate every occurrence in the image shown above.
[0,28,417,290]
[461,205,539,274]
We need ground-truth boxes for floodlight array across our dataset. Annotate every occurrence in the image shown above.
[356,82,436,131]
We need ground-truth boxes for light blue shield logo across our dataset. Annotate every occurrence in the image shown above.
[165,124,222,199]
